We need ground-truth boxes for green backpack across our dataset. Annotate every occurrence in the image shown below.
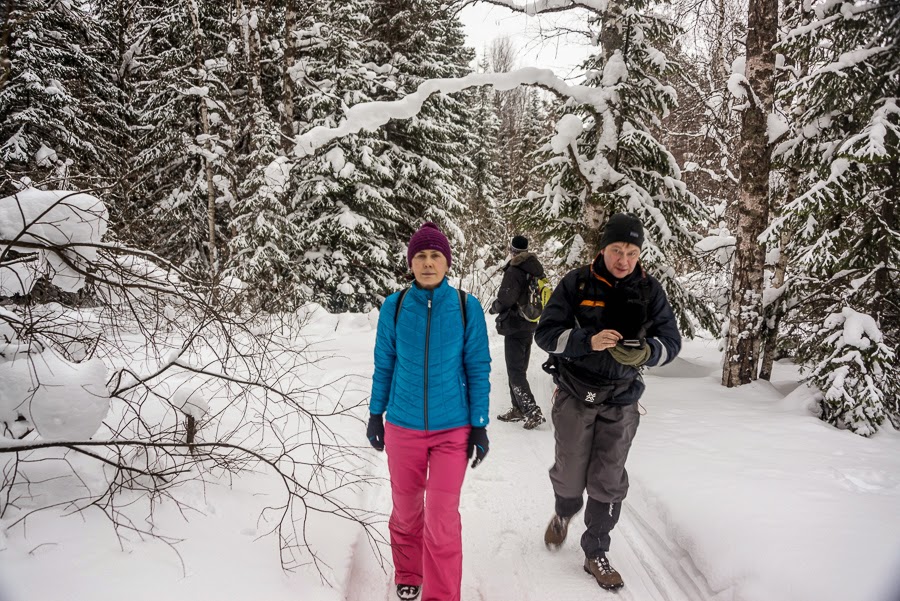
[519,275,553,323]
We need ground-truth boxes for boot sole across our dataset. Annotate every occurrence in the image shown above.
[583,566,625,590]
[523,418,546,430]
[497,417,525,422]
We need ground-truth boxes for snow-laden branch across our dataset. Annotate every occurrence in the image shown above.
[459,0,607,15]
[293,67,613,157]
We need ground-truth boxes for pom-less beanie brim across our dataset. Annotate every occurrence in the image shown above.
[407,222,452,267]
[599,213,644,249]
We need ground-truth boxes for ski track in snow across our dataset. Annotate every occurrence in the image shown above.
[344,337,717,600]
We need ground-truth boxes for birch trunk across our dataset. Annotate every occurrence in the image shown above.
[722,0,778,387]
[183,0,219,271]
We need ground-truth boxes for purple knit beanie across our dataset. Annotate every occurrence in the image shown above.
[407,222,452,267]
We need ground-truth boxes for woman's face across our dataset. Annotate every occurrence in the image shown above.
[411,249,448,290]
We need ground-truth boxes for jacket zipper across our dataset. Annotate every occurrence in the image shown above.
[424,297,432,430]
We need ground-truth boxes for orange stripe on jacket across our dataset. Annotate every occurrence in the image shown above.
[580,300,606,307]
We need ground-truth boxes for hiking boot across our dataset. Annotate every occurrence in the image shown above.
[544,513,571,550]
[497,406,525,422]
[584,555,624,590]
[522,407,546,430]
[396,584,421,600]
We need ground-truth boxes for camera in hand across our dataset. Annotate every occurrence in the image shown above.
[619,339,643,348]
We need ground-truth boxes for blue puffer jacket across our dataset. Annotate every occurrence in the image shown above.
[370,278,491,431]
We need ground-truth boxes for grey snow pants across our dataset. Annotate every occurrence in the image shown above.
[549,387,640,558]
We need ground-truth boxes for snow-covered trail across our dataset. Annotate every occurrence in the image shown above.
[345,333,717,601]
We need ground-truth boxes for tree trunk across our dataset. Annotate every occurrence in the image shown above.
[758,221,791,380]
[183,0,219,271]
[721,0,778,387]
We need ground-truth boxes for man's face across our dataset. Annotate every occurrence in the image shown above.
[411,249,448,290]
[601,242,641,278]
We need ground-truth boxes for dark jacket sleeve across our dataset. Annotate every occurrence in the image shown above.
[534,269,596,358]
[643,279,681,367]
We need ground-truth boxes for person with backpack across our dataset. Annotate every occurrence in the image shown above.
[366,222,492,601]
[488,235,547,430]
[534,214,681,591]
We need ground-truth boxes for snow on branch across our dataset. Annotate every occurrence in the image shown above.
[459,0,607,14]
[293,68,613,158]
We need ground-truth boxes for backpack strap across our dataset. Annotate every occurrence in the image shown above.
[393,286,468,333]
[458,288,467,331]
[394,287,411,325]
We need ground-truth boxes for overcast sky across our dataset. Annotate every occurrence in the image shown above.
[458,3,594,79]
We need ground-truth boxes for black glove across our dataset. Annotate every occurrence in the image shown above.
[468,427,489,468]
[488,300,502,315]
[366,414,385,451]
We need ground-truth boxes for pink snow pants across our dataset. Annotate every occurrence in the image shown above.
[384,421,470,601]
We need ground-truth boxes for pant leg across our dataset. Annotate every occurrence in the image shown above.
[385,422,428,586]
[422,426,470,601]
[505,332,537,413]
[581,498,622,558]
[580,402,640,558]
[548,388,598,501]
[586,402,640,502]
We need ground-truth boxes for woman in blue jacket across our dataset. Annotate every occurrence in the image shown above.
[367,222,491,601]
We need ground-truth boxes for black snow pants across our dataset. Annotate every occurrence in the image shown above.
[549,387,640,559]
[505,330,538,414]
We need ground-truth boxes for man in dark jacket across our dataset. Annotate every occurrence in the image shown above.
[489,235,546,430]
[535,214,681,590]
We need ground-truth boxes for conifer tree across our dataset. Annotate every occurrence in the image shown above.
[126,0,234,273]
[286,0,401,312]
[0,0,128,195]
[457,56,505,290]
[510,0,716,335]
[225,0,295,308]
[366,0,478,266]
[775,0,899,434]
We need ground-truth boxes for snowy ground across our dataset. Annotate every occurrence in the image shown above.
[2,307,900,601]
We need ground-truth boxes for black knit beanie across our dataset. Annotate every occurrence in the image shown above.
[510,235,528,252]
[598,213,644,249]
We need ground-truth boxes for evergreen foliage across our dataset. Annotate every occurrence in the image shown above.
[514,0,716,336]
[456,57,506,288]
[775,0,899,434]
[0,0,128,195]
[124,0,234,271]
[287,0,401,312]
[367,0,478,269]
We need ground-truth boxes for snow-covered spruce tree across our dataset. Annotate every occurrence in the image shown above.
[223,0,300,310]
[123,0,234,275]
[456,55,506,296]
[774,0,899,434]
[284,0,403,312]
[365,0,478,276]
[510,0,716,336]
[0,0,128,195]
